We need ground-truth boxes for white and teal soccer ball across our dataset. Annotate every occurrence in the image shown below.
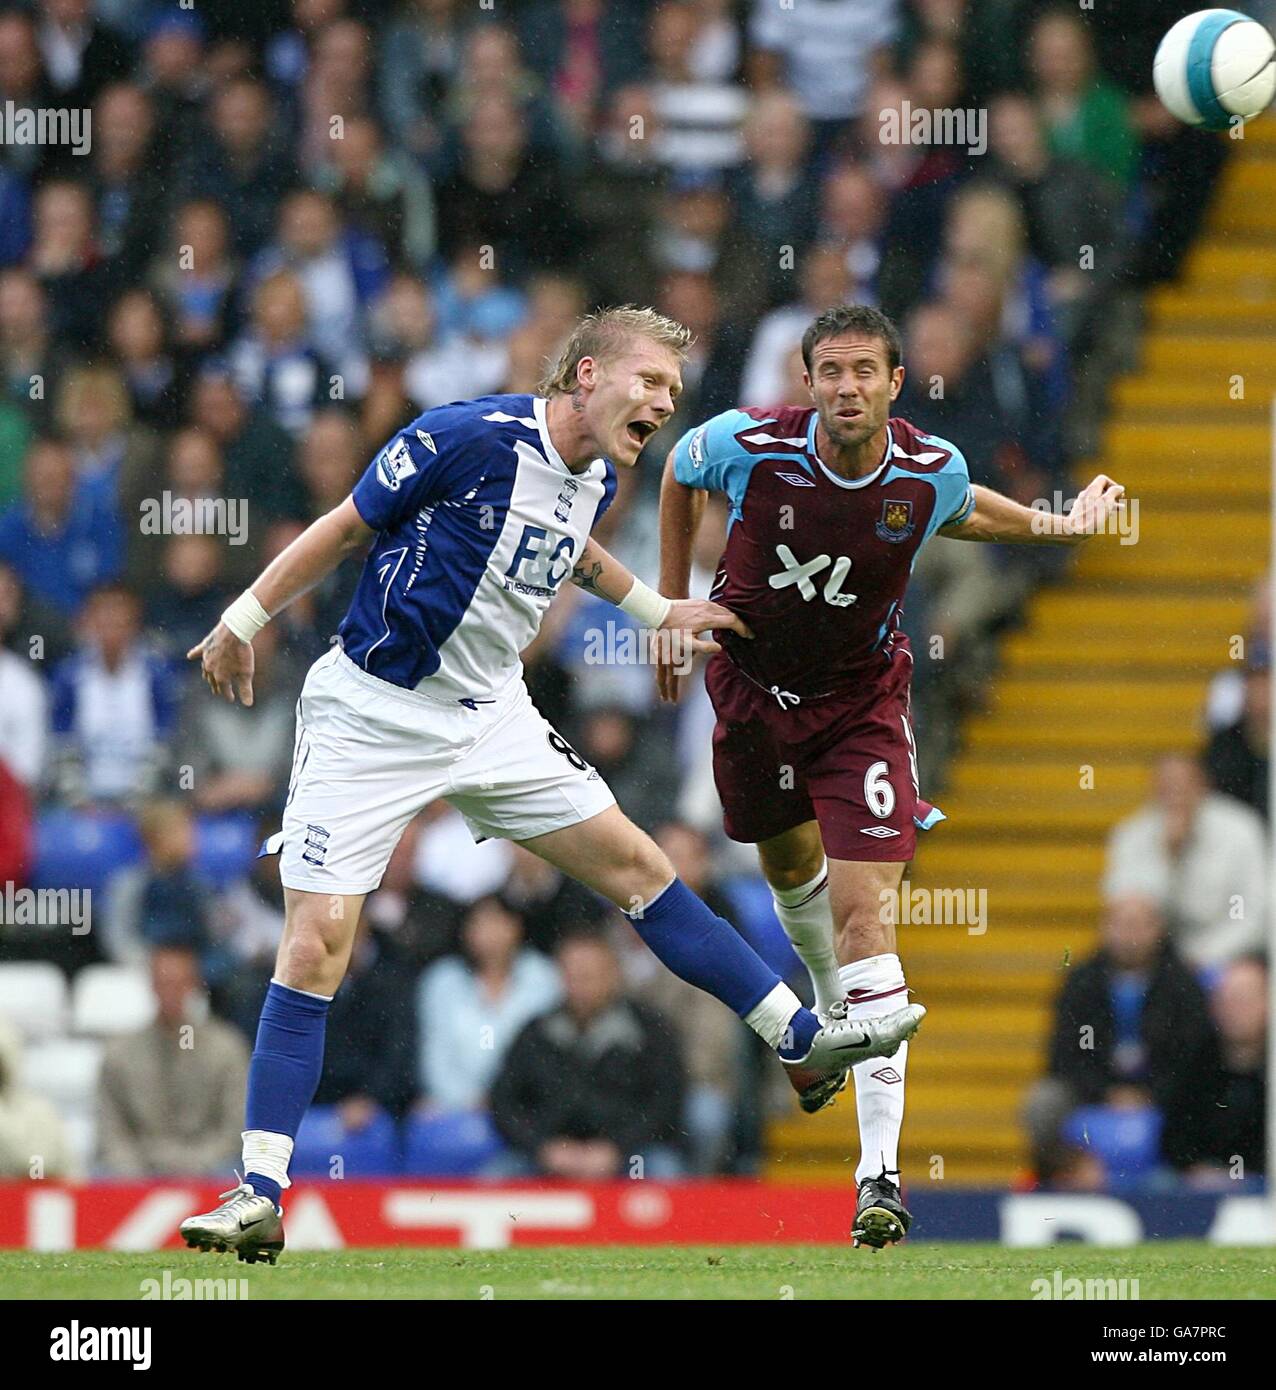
[1153,8,1276,130]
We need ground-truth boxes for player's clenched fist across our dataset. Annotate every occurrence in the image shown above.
[1063,474,1125,540]
[188,621,256,706]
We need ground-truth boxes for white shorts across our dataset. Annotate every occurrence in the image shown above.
[276,647,616,895]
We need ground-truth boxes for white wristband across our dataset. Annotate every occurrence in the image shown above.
[221,590,271,644]
[618,576,672,628]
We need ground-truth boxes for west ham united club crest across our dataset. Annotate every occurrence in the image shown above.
[875,498,915,543]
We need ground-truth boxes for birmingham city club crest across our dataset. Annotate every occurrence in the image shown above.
[875,498,915,543]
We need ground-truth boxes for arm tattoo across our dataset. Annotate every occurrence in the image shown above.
[571,558,606,594]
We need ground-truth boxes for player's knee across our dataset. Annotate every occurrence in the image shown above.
[618,836,676,910]
[766,859,824,893]
[279,899,354,987]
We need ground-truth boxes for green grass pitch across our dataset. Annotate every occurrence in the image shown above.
[3,1243,1273,1299]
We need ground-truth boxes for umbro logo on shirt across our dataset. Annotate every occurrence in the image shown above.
[776,472,816,487]
[416,430,437,453]
[860,825,901,838]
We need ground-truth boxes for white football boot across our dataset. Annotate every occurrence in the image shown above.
[179,1183,285,1265]
[782,1002,925,1078]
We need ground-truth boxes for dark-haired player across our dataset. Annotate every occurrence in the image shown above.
[658,304,1123,1246]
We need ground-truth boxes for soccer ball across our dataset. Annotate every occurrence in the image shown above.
[1153,8,1276,130]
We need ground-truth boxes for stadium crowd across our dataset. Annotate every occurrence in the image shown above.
[0,0,1264,1184]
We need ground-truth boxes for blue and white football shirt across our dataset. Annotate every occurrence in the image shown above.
[340,394,617,700]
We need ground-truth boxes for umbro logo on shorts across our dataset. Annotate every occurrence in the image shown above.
[860,825,901,838]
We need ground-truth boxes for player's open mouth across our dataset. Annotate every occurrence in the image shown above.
[626,420,658,447]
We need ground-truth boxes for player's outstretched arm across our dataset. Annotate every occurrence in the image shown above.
[655,451,710,703]
[572,534,749,678]
[187,496,374,705]
[940,476,1125,545]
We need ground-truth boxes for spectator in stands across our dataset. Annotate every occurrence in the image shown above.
[49,583,176,806]
[106,289,188,432]
[251,188,383,391]
[29,180,113,353]
[311,916,418,1123]
[650,170,773,323]
[985,91,1123,350]
[177,619,298,816]
[815,162,889,303]
[148,530,232,661]
[0,10,58,184]
[1197,955,1268,1181]
[1205,646,1270,821]
[514,0,647,143]
[35,0,133,109]
[377,0,470,165]
[1027,891,1222,1178]
[0,436,122,617]
[654,270,749,429]
[1026,5,1138,190]
[314,113,437,272]
[730,90,817,268]
[0,1015,74,1178]
[187,78,295,261]
[217,817,287,977]
[55,360,158,521]
[1204,576,1268,734]
[896,301,1031,504]
[435,93,578,279]
[740,242,854,406]
[417,895,560,1112]
[150,200,239,356]
[490,931,686,1177]
[229,270,334,437]
[646,0,748,175]
[87,83,167,289]
[188,363,306,525]
[0,269,67,433]
[747,0,899,160]
[0,562,48,793]
[103,799,219,973]
[135,7,209,181]
[96,946,247,1176]
[296,19,375,177]
[1104,754,1267,970]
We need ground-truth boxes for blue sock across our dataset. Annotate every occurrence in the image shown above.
[246,1172,283,1208]
[625,878,785,1018]
[244,980,330,1202]
[777,1007,820,1062]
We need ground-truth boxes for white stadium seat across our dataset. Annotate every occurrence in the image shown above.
[22,1036,105,1109]
[0,962,69,1041]
[70,964,155,1037]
